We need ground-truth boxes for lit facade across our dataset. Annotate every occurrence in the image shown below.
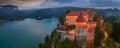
[57,9,104,48]
[66,9,99,48]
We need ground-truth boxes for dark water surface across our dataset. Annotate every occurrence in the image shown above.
[0,18,58,48]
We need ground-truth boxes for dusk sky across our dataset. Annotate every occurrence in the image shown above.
[0,0,120,10]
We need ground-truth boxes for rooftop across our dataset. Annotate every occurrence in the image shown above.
[66,11,80,16]
[76,13,86,22]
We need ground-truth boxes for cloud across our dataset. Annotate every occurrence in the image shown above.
[39,0,91,8]
[0,0,92,9]
[0,0,120,10]
[0,0,43,5]
[50,0,75,3]
[90,0,120,7]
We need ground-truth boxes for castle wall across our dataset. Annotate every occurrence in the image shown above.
[75,22,87,27]
[75,25,87,48]
[66,16,78,25]
[64,9,98,48]
[86,22,97,40]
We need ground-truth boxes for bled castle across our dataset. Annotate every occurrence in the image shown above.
[57,9,104,48]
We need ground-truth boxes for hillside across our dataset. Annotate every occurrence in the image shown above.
[0,5,120,22]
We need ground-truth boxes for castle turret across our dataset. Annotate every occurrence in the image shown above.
[75,14,87,48]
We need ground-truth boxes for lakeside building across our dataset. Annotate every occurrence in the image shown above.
[57,9,104,48]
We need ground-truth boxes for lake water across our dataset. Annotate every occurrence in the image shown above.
[0,18,58,48]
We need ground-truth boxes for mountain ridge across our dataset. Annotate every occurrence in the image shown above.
[0,5,120,22]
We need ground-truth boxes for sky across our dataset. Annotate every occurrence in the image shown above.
[0,0,120,10]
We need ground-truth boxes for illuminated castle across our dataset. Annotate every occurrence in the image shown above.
[57,9,103,48]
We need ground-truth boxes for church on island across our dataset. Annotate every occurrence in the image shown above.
[57,9,104,48]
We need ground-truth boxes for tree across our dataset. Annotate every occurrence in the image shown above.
[66,9,71,15]
[111,22,120,43]
[59,38,80,48]
[102,22,117,48]
[58,16,64,25]
[103,22,113,34]
[66,25,75,30]
[45,35,49,42]
[94,24,105,48]
[104,37,117,48]
[93,13,100,21]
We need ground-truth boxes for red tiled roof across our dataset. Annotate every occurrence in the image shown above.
[81,11,88,16]
[66,9,96,22]
[76,13,86,22]
[66,11,80,16]
[66,9,95,16]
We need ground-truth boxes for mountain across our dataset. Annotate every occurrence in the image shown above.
[29,7,84,18]
[0,5,36,20]
[30,7,120,22]
[0,5,120,22]
[96,8,120,22]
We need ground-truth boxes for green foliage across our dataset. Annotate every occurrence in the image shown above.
[66,25,75,30]
[111,22,120,43]
[103,22,117,48]
[66,9,71,15]
[58,16,64,25]
[103,22,113,34]
[38,28,80,48]
[59,39,80,48]
[38,29,59,48]
[94,24,105,48]
[93,13,100,21]
[104,37,117,48]
[45,35,49,42]
[38,44,44,48]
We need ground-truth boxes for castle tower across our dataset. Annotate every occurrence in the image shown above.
[80,11,89,22]
[75,15,87,48]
